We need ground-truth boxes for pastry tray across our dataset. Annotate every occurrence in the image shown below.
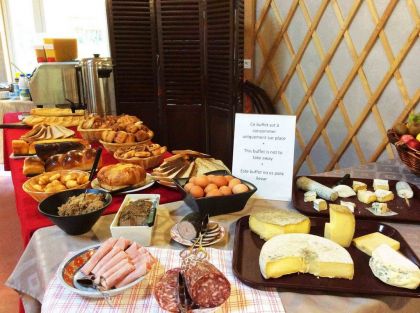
[232,216,420,297]
[292,176,420,224]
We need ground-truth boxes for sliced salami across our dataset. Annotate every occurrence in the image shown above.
[154,268,181,312]
[183,260,230,308]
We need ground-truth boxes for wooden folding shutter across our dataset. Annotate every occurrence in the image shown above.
[155,0,206,152]
[206,0,243,166]
[106,0,161,138]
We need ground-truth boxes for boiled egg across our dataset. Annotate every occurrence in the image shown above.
[232,183,249,194]
[190,185,204,198]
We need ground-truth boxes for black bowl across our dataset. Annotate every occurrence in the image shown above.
[173,170,257,217]
[38,189,112,235]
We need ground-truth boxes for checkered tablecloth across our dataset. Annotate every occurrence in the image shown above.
[41,247,285,313]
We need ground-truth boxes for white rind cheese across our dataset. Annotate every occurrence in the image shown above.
[369,244,420,290]
[249,208,310,241]
[259,233,354,280]
[357,190,377,204]
[373,179,389,191]
[297,176,338,201]
[374,190,394,202]
[313,199,327,211]
[396,181,413,199]
[304,191,317,202]
[340,201,356,213]
[333,185,356,198]
[352,181,367,191]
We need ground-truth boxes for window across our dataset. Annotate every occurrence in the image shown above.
[3,0,109,74]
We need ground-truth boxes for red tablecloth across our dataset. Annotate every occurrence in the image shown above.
[3,112,183,245]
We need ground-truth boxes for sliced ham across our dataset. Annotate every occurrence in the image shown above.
[102,262,135,290]
[91,247,122,275]
[80,238,118,275]
[94,250,129,280]
[114,237,131,250]
[101,258,131,282]
[115,261,148,288]
[125,242,140,259]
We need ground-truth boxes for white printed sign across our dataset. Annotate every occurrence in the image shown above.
[232,113,296,201]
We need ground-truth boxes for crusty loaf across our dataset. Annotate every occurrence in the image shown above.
[97,163,146,190]
[30,108,85,116]
[44,148,100,172]
[23,156,45,176]
[12,140,30,155]
[23,115,84,127]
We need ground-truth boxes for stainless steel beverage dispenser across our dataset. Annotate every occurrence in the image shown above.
[76,54,116,115]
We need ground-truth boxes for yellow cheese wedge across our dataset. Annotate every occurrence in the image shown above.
[357,190,376,204]
[249,208,310,241]
[353,232,400,256]
[374,190,394,202]
[260,233,354,280]
[324,204,355,247]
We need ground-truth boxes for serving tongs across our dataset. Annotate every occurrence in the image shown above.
[84,147,102,199]
[177,272,197,313]
[76,275,114,307]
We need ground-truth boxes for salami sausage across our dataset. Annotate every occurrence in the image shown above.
[153,268,181,312]
[183,260,230,308]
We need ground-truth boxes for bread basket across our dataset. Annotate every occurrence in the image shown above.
[114,151,164,169]
[77,125,111,143]
[387,129,420,174]
[23,170,90,202]
[100,136,153,153]
[113,144,166,169]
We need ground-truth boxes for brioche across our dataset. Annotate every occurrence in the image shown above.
[34,139,88,160]
[45,148,101,172]
[97,163,146,190]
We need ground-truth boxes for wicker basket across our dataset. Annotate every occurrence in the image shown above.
[22,170,90,202]
[77,126,111,143]
[114,152,164,169]
[100,139,152,153]
[387,129,420,175]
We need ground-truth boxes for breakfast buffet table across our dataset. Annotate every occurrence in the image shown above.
[3,112,420,313]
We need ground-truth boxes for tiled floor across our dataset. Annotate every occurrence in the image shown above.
[0,170,23,312]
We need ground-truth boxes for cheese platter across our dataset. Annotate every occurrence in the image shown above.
[292,176,420,224]
[232,215,420,297]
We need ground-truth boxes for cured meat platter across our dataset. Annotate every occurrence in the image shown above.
[232,215,420,297]
[292,176,420,224]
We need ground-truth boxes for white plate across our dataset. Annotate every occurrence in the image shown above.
[170,222,225,247]
[58,244,147,298]
[91,173,155,193]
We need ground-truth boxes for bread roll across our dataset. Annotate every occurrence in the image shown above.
[23,156,45,176]
[12,140,30,155]
[97,163,146,190]
[45,148,101,172]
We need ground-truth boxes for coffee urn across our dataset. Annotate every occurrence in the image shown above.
[76,54,116,115]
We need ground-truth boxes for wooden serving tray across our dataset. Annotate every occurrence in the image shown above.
[292,176,420,224]
[232,216,420,297]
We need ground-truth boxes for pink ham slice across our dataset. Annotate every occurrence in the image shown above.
[80,238,118,275]
[115,260,148,288]
[91,247,122,275]
[101,258,131,282]
[125,242,140,259]
[93,251,129,283]
[101,262,135,290]
[114,237,131,250]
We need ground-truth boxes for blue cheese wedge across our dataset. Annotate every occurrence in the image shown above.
[352,181,367,192]
[357,190,376,204]
[333,185,356,198]
[296,176,338,201]
[369,244,420,290]
[313,199,327,211]
[340,201,356,213]
[371,202,389,214]
[374,189,394,202]
[259,233,354,280]
[373,179,389,191]
[304,191,317,202]
[396,181,413,199]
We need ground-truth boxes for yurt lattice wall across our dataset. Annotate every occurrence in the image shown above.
[245,0,420,175]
